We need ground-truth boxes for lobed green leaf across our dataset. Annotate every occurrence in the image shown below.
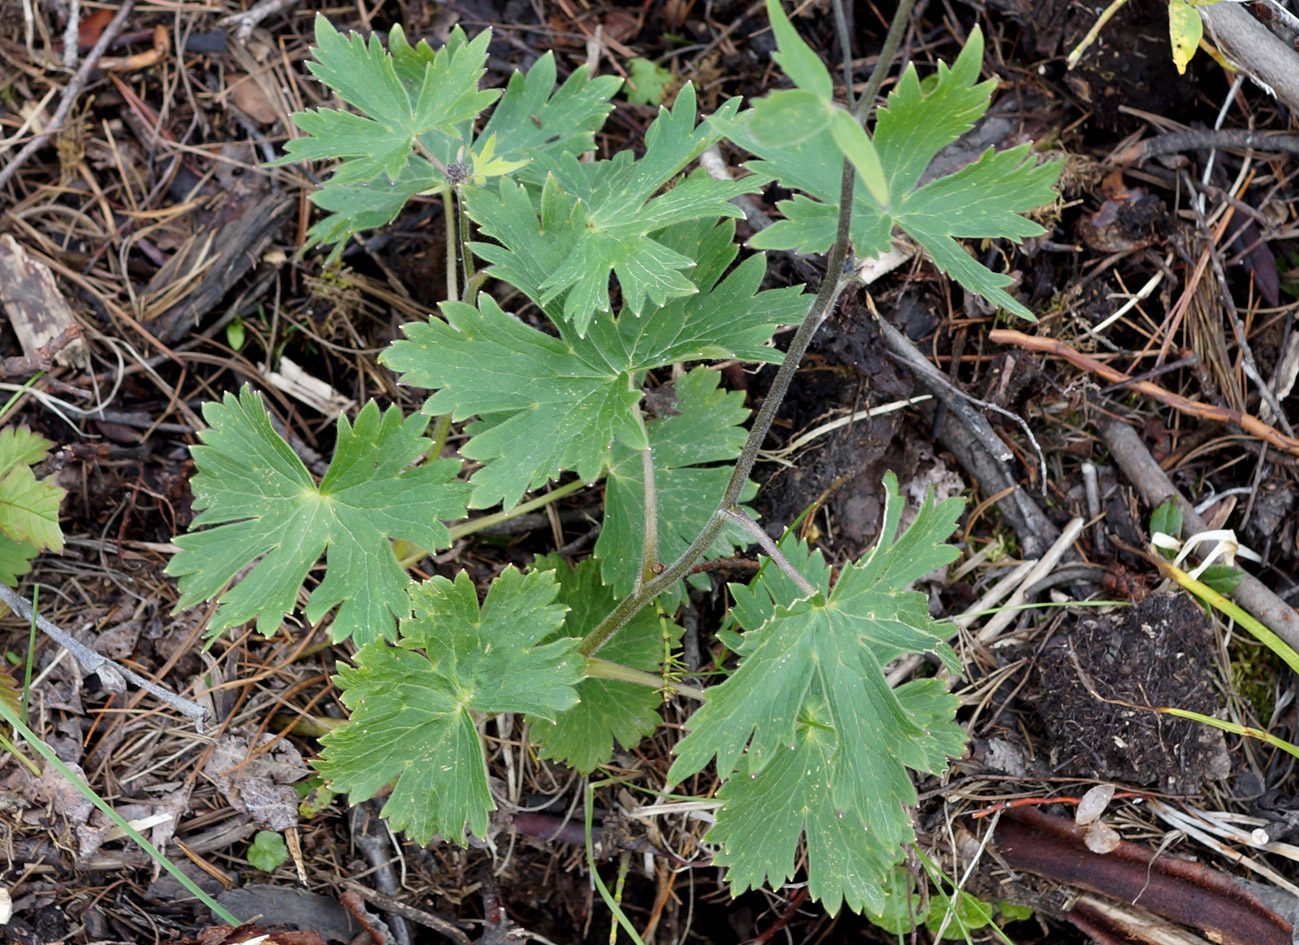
[467,85,754,335]
[167,386,472,644]
[528,555,680,773]
[668,474,966,913]
[383,218,803,509]
[597,367,758,609]
[765,0,833,100]
[721,26,1061,319]
[280,18,620,262]
[0,427,62,553]
[315,567,582,844]
[0,535,38,587]
[275,17,497,184]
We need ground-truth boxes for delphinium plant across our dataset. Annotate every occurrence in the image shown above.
[167,0,1060,919]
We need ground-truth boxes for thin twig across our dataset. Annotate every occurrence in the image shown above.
[878,321,1013,464]
[218,0,303,43]
[0,584,211,731]
[343,882,470,945]
[0,0,135,192]
[1113,130,1299,166]
[992,329,1299,458]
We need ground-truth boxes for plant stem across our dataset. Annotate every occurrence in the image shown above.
[635,407,660,589]
[410,140,459,302]
[444,185,459,302]
[577,179,854,659]
[578,0,916,660]
[428,413,452,461]
[719,509,816,596]
[637,447,660,588]
[831,0,857,113]
[447,478,588,541]
[585,658,708,703]
[456,184,476,304]
[852,0,918,123]
[412,138,453,179]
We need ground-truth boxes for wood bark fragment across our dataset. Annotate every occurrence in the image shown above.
[0,236,88,369]
[997,806,1293,945]
[1200,2,1299,114]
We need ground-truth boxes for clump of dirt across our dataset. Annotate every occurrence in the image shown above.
[1032,594,1232,793]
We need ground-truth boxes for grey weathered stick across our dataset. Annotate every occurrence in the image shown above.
[879,320,1061,558]
[1200,2,1299,114]
[1102,419,1299,653]
[878,321,1014,464]
[0,584,211,731]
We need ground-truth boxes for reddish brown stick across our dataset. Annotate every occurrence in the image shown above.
[990,329,1299,457]
[996,807,1292,945]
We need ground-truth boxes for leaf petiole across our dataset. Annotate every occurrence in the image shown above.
[584,657,707,702]
[446,478,589,542]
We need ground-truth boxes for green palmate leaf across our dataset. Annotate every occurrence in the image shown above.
[247,830,290,872]
[301,161,436,256]
[383,218,805,508]
[721,27,1060,319]
[625,58,673,105]
[316,568,582,843]
[476,55,622,174]
[0,427,62,553]
[596,367,757,609]
[167,386,472,644]
[747,89,831,146]
[282,18,621,262]
[707,679,961,916]
[0,535,38,587]
[668,474,966,914]
[765,0,833,100]
[466,84,755,335]
[276,17,498,183]
[528,555,680,773]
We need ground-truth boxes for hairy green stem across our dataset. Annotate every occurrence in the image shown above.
[719,509,816,596]
[456,184,476,303]
[428,413,452,462]
[585,658,708,703]
[444,185,459,302]
[412,138,452,178]
[634,406,660,590]
[577,0,913,660]
[447,478,588,541]
[410,140,459,302]
[637,447,659,588]
[852,0,918,122]
[831,0,857,113]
